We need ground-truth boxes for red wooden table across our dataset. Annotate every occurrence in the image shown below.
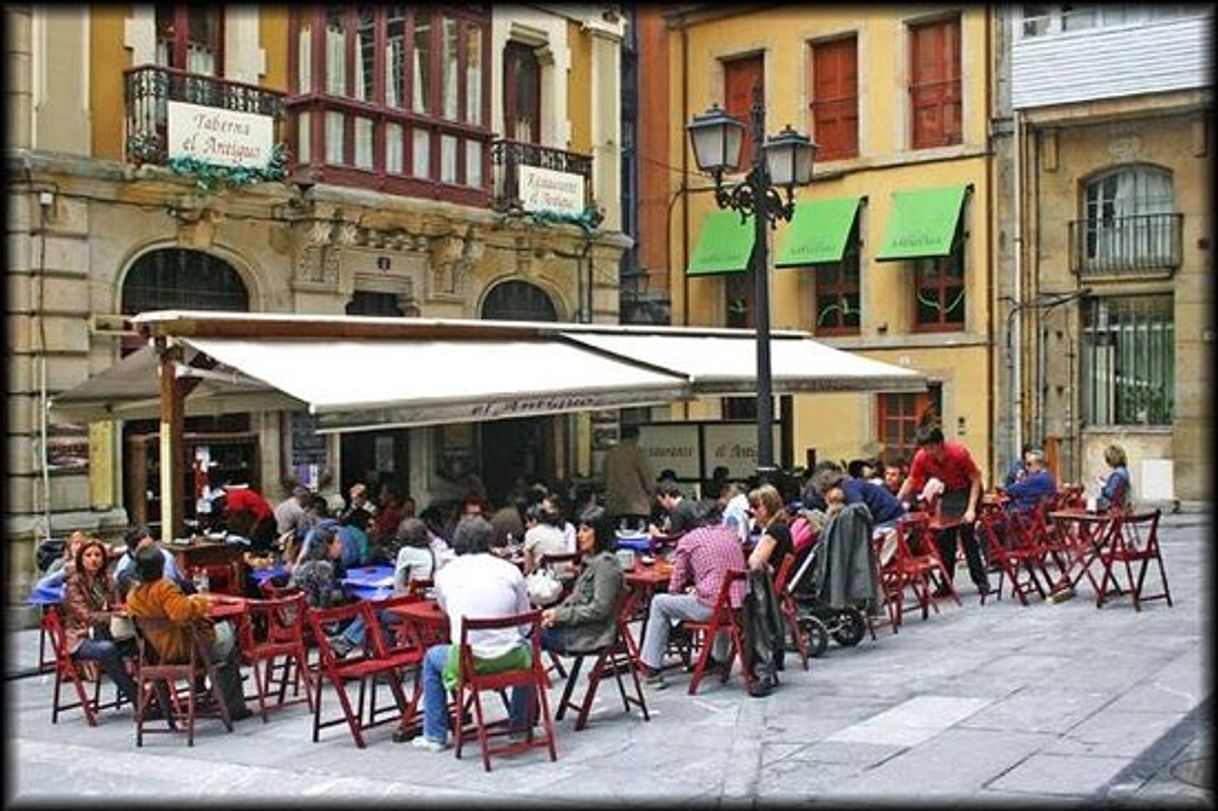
[622,564,673,666]
[1047,508,1119,597]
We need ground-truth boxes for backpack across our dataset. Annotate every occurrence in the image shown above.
[35,538,66,573]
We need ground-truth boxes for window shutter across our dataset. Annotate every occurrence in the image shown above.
[724,55,764,167]
[812,37,858,160]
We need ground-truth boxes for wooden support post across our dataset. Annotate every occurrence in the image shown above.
[157,338,185,543]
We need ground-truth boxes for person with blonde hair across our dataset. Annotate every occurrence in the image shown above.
[1096,444,1132,512]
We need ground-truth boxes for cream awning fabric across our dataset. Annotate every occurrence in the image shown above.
[559,331,926,396]
[50,335,692,432]
[50,311,927,432]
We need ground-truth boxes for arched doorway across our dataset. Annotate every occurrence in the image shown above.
[478,281,559,502]
[120,248,255,533]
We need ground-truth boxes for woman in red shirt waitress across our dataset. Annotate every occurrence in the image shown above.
[895,426,992,599]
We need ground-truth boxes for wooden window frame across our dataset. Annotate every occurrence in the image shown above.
[156,3,226,76]
[503,41,542,145]
[876,385,942,466]
[287,4,492,205]
[811,248,861,337]
[913,220,966,332]
[722,53,765,170]
[909,15,962,150]
[808,35,859,162]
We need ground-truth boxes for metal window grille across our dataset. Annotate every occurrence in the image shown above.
[1081,295,1175,426]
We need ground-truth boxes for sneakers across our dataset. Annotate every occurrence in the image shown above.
[328,635,357,659]
[410,735,449,752]
[642,667,668,690]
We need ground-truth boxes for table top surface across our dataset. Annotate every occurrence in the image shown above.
[386,599,446,623]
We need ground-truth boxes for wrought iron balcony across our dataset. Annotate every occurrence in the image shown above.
[1069,213,1183,278]
[123,64,285,166]
[491,139,594,215]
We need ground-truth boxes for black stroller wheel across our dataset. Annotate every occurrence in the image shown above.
[798,615,830,658]
[831,608,867,647]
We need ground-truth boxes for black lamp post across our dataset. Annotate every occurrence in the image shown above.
[686,81,816,480]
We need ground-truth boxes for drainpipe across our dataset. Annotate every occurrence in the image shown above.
[1012,107,1025,465]
[984,4,996,484]
[680,12,690,328]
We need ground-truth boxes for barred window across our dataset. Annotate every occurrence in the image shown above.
[1081,295,1174,426]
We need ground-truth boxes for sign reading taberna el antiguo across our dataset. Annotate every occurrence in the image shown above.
[167,101,274,169]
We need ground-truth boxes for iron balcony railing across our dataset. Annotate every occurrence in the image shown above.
[491,139,593,214]
[123,64,285,166]
[1069,213,1183,278]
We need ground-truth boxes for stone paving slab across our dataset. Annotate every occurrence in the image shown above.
[986,752,1132,797]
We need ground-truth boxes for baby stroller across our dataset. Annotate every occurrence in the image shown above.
[784,503,878,657]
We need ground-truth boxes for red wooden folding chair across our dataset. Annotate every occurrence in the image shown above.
[132,616,234,747]
[978,503,1050,605]
[891,514,960,623]
[453,610,558,771]
[553,599,649,731]
[43,606,129,726]
[1096,509,1172,611]
[239,592,314,721]
[681,569,752,696]
[772,554,810,669]
[306,602,416,748]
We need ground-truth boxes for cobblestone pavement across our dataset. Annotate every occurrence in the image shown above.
[5,513,1211,807]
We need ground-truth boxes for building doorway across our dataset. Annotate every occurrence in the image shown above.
[479,280,559,500]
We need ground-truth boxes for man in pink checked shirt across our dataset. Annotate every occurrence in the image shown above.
[638,502,746,689]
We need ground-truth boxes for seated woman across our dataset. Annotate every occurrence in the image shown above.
[288,525,345,610]
[522,498,570,575]
[61,538,141,708]
[539,510,625,654]
[393,517,437,591]
[1096,443,1132,512]
[746,484,793,573]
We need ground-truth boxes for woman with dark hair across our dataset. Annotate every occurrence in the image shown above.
[539,509,626,654]
[393,517,437,591]
[61,539,141,707]
[288,525,344,609]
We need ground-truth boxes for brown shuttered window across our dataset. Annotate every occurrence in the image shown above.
[809,36,858,161]
[723,54,764,168]
[909,16,961,149]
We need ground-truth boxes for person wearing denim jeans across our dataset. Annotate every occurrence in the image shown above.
[637,508,747,687]
[408,515,532,750]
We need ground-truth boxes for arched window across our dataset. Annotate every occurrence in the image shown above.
[1083,166,1176,271]
[122,248,249,315]
[480,280,557,322]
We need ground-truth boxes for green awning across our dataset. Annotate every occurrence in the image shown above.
[687,210,754,276]
[875,185,969,261]
[775,197,862,267]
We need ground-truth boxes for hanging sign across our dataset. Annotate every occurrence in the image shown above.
[167,100,274,169]
[518,165,585,217]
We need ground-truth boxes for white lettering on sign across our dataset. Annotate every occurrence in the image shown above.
[518,165,585,217]
[167,100,274,169]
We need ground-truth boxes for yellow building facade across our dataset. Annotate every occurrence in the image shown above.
[6,4,628,604]
[663,6,995,479]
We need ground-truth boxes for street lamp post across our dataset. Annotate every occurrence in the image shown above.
[687,80,815,481]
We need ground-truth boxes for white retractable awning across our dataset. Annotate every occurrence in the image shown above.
[50,335,692,431]
[559,331,926,395]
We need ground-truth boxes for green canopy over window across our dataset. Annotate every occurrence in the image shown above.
[875,185,969,261]
[775,197,863,267]
[687,210,754,276]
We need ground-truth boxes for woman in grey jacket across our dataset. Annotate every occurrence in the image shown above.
[540,509,625,654]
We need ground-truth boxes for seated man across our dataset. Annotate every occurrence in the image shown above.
[638,504,747,689]
[811,463,905,530]
[649,481,699,547]
[1005,449,1057,514]
[123,546,252,721]
[114,525,188,598]
[408,516,533,751]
